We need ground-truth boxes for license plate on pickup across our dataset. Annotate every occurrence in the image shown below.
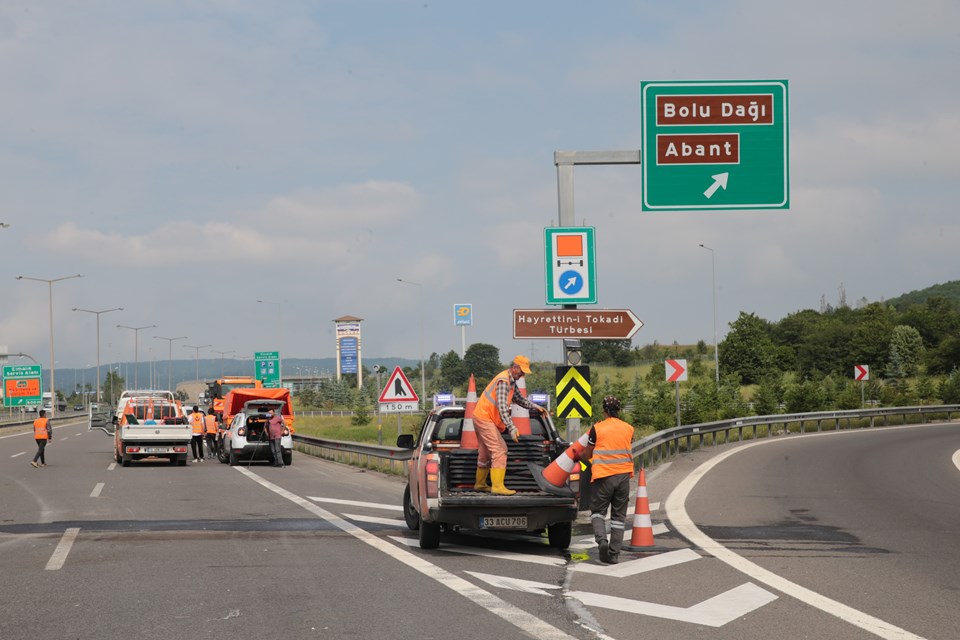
[145,447,169,453]
[479,516,527,529]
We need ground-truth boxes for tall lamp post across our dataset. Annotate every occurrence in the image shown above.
[17,273,84,416]
[210,349,235,376]
[698,243,719,384]
[396,278,426,403]
[184,344,211,385]
[73,307,123,404]
[154,335,187,392]
[117,324,156,390]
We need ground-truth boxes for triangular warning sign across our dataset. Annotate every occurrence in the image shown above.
[379,366,420,403]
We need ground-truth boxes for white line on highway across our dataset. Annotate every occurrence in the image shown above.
[307,496,402,511]
[952,449,960,473]
[11,451,26,458]
[107,463,116,471]
[45,527,80,571]
[665,434,927,640]
[390,535,568,566]
[90,482,104,498]
[344,513,405,527]
[238,467,577,640]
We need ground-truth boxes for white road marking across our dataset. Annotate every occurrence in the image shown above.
[107,463,116,471]
[239,468,577,640]
[45,527,80,571]
[569,582,777,627]
[307,496,402,511]
[344,513,405,527]
[952,449,960,472]
[90,482,104,498]
[11,451,26,458]
[390,535,567,566]
[572,548,700,577]
[467,572,561,596]
[665,435,928,640]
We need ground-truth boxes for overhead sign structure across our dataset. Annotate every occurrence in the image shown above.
[514,309,643,340]
[453,303,473,326]
[255,351,281,389]
[3,365,43,407]
[556,366,591,418]
[665,359,688,383]
[641,80,789,211]
[379,366,420,412]
[545,227,597,305]
[854,364,869,381]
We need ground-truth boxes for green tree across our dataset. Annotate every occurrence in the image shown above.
[926,336,960,375]
[438,350,467,388]
[718,312,776,384]
[752,374,784,416]
[463,343,502,387]
[583,340,633,366]
[784,379,825,413]
[351,396,371,426]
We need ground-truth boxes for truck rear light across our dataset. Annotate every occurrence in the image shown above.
[237,427,246,436]
[425,456,439,498]
[174,446,187,453]
[125,446,141,453]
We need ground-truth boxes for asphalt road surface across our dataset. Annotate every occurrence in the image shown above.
[1,418,957,640]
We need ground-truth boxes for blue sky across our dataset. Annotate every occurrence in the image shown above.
[2,1,958,374]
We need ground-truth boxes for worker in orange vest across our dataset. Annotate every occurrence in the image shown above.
[30,409,52,468]
[190,406,206,462]
[472,355,546,495]
[581,396,635,564]
[204,411,219,459]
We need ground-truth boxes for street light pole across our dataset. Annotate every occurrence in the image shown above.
[396,278,426,403]
[117,324,157,389]
[210,349,235,376]
[699,244,719,384]
[17,273,84,416]
[184,344,211,386]
[73,307,123,404]
[154,335,187,392]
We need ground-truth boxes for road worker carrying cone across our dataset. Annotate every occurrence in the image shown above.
[581,395,635,564]
[471,355,546,495]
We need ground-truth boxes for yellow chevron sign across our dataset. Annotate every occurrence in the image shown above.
[556,365,591,418]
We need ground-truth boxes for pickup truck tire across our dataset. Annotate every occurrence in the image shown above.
[402,485,420,530]
[419,520,441,549]
[121,451,131,468]
[547,521,572,549]
[177,456,187,467]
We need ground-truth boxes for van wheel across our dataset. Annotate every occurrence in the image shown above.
[403,485,420,530]
[419,520,440,549]
[121,453,131,468]
[547,521,572,549]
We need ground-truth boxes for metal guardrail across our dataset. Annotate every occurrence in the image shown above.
[293,404,960,473]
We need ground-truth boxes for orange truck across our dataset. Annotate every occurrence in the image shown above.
[206,377,262,420]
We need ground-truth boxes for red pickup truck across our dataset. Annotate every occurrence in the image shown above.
[397,405,580,549]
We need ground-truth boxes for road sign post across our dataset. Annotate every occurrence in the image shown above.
[665,359,688,428]
[254,351,281,388]
[545,227,597,305]
[641,80,789,211]
[3,365,43,408]
[514,309,643,340]
[379,366,420,415]
[855,364,869,408]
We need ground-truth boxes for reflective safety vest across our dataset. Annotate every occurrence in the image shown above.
[33,417,50,440]
[204,414,218,435]
[190,413,205,435]
[473,370,514,432]
[590,417,634,481]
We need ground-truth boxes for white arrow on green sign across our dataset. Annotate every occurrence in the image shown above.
[641,80,789,211]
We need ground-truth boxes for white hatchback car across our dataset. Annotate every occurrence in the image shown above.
[217,399,292,466]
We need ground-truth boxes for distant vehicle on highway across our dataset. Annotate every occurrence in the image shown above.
[73,404,84,411]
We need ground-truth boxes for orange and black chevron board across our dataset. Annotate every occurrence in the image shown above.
[555,365,591,418]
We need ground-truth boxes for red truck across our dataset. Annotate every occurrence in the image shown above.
[397,405,580,550]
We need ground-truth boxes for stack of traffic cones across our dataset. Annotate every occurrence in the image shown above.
[460,375,479,449]
[541,432,591,486]
[623,467,655,550]
[511,375,533,436]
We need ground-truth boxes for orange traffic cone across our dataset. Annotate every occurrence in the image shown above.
[623,467,655,549]
[460,375,479,449]
[511,375,532,435]
[541,432,590,486]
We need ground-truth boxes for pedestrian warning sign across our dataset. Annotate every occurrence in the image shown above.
[379,366,419,403]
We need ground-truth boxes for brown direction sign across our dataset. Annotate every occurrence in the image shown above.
[513,309,643,340]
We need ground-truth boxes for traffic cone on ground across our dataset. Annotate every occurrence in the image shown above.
[541,432,591,487]
[511,375,532,436]
[623,467,655,549]
[460,375,479,449]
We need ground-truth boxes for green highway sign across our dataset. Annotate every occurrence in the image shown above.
[641,80,789,211]
[255,351,281,389]
[3,365,43,407]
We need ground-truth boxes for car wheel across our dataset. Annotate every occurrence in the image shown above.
[403,485,420,530]
[419,519,441,549]
[229,450,238,466]
[547,521,572,549]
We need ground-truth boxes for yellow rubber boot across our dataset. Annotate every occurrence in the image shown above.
[473,468,491,492]
[490,468,516,496]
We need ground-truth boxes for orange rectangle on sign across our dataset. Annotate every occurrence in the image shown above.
[556,235,583,257]
[5,378,40,397]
